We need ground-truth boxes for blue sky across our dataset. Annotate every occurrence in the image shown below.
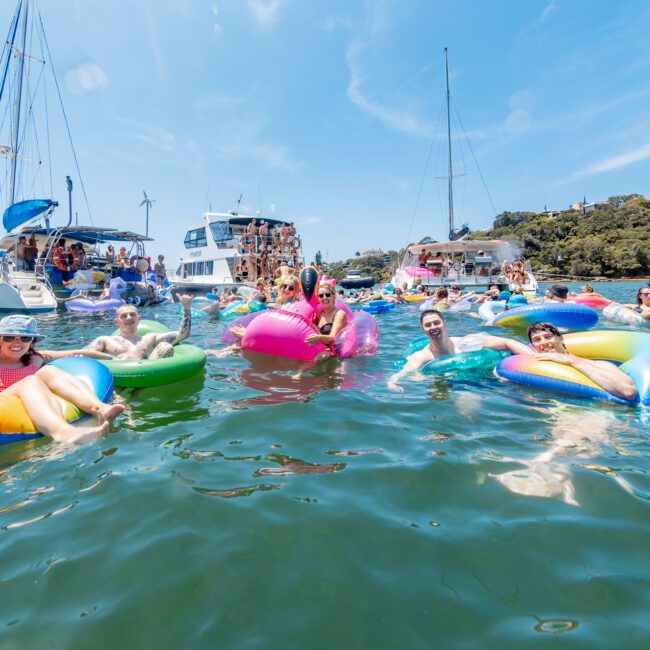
[2,0,650,268]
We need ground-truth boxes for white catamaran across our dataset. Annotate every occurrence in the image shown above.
[391,49,537,294]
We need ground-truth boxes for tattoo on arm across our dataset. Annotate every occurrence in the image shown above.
[86,337,106,351]
[172,308,191,345]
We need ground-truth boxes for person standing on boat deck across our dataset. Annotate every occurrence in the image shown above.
[279,223,288,252]
[258,220,269,252]
[418,248,427,268]
[23,236,38,271]
[247,246,257,283]
[259,248,270,280]
[272,224,281,250]
[247,219,258,252]
[154,255,166,287]
[84,295,194,360]
[527,322,638,401]
[388,309,531,391]
[8,236,27,271]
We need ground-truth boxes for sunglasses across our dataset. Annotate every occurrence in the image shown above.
[641,292,650,297]
[281,285,296,290]
[1,335,34,343]
[318,292,333,298]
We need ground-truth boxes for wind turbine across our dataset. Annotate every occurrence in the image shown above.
[139,190,156,237]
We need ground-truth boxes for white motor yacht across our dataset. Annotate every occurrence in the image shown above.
[171,211,303,292]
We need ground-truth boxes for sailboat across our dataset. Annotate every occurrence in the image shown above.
[391,49,538,294]
[0,0,57,312]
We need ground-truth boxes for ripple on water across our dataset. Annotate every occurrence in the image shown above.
[0,282,649,647]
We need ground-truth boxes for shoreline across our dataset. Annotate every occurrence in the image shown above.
[536,276,650,283]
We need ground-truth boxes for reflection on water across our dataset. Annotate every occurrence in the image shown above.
[490,408,633,506]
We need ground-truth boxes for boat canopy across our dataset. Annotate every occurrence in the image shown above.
[406,240,513,254]
[6,225,153,244]
[2,199,58,233]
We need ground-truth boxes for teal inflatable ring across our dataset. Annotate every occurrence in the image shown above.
[101,320,206,388]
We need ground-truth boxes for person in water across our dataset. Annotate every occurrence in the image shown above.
[527,322,638,401]
[623,287,650,320]
[0,315,123,442]
[305,281,347,361]
[84,295,194,360]
[545,284,570,302]
[388,309,531,391]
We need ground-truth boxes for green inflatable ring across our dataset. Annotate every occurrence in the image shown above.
[100,320,206,388]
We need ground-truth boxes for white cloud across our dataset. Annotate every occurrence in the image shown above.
[571,143,650,180]
[245,0,288,28]
[216,139,301,172]
[540,2,558,22]
[65,63,108,94]
[212,5,222,32]
[504,110,532,135]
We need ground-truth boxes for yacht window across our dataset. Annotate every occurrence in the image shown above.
[184,228,207,249]
[209,221,231,243]
[195,261,205,275]
[206,261,213,274]
[187,263,194,275]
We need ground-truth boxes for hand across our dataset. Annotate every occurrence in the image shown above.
[230,325,246,341]
[179,294,194,309]
[387,381,404,393]
[535,352,573,365]
[305,333,321,346]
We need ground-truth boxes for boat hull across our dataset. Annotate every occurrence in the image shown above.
[340,277,375,289]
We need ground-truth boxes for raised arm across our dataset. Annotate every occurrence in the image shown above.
[154,294,193,346]
[481,334,532,356]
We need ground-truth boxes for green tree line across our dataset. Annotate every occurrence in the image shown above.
[470,195,650,278]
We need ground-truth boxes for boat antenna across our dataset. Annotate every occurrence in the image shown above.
[9,0,29,208]
[235,193,243,215]
[444,47,455,241]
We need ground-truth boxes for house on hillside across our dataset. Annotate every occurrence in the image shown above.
[570,201,604,213]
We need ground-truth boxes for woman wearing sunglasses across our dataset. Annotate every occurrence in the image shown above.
[624,287,650,320]
[305,281,348,361]
[0,315,123,443]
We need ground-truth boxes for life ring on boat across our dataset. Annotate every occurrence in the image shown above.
[240,234,254,251]
[287,236,301,251]
[53,246,80,272]
[129,256,151,272]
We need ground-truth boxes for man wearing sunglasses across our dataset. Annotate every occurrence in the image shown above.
[388,308,530,392]
[83,294,194,360]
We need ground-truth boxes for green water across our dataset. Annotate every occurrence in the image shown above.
[1,281,649,648]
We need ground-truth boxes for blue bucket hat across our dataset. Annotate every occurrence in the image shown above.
[0,315,44,340]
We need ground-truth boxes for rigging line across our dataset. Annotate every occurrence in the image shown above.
[450,94,498,218]
[400,103,443,259]
[37,10,93,224]
[0,1,21,107]
[37,22,53,198]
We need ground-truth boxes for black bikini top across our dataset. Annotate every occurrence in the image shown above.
[319,322,333,335]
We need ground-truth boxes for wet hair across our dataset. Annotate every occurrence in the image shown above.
[636,287,649,305]
[582,284,594,293]
[20,342,44,367]
[420,308,445,326]
[435,287,448,299]
[527,321,562,342]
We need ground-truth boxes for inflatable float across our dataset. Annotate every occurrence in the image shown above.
[0,357,114,445]
[495,330,650,405]
[100,320,206,388]
[490,302,598,330]
[602,303,646,325]
[65,278,128,313]
[573,294,611,309]
[362,299,396,314]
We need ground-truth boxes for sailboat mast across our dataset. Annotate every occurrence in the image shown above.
[9,0,29,208]
[444,47,454,239]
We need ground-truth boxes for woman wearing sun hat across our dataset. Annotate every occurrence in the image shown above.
[0,315,123,443]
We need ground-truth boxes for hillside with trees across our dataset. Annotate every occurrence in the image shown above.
[470,195,650,278]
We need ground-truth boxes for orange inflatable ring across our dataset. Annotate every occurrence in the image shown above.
[53,246,80,272]
[287,236,301,251]
[240,234,254,251]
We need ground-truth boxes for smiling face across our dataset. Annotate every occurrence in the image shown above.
[317,284,335,308]
[0,335,34,363]
[529,329,565,353]
[114,305,141,335]
[421,312,446,340]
